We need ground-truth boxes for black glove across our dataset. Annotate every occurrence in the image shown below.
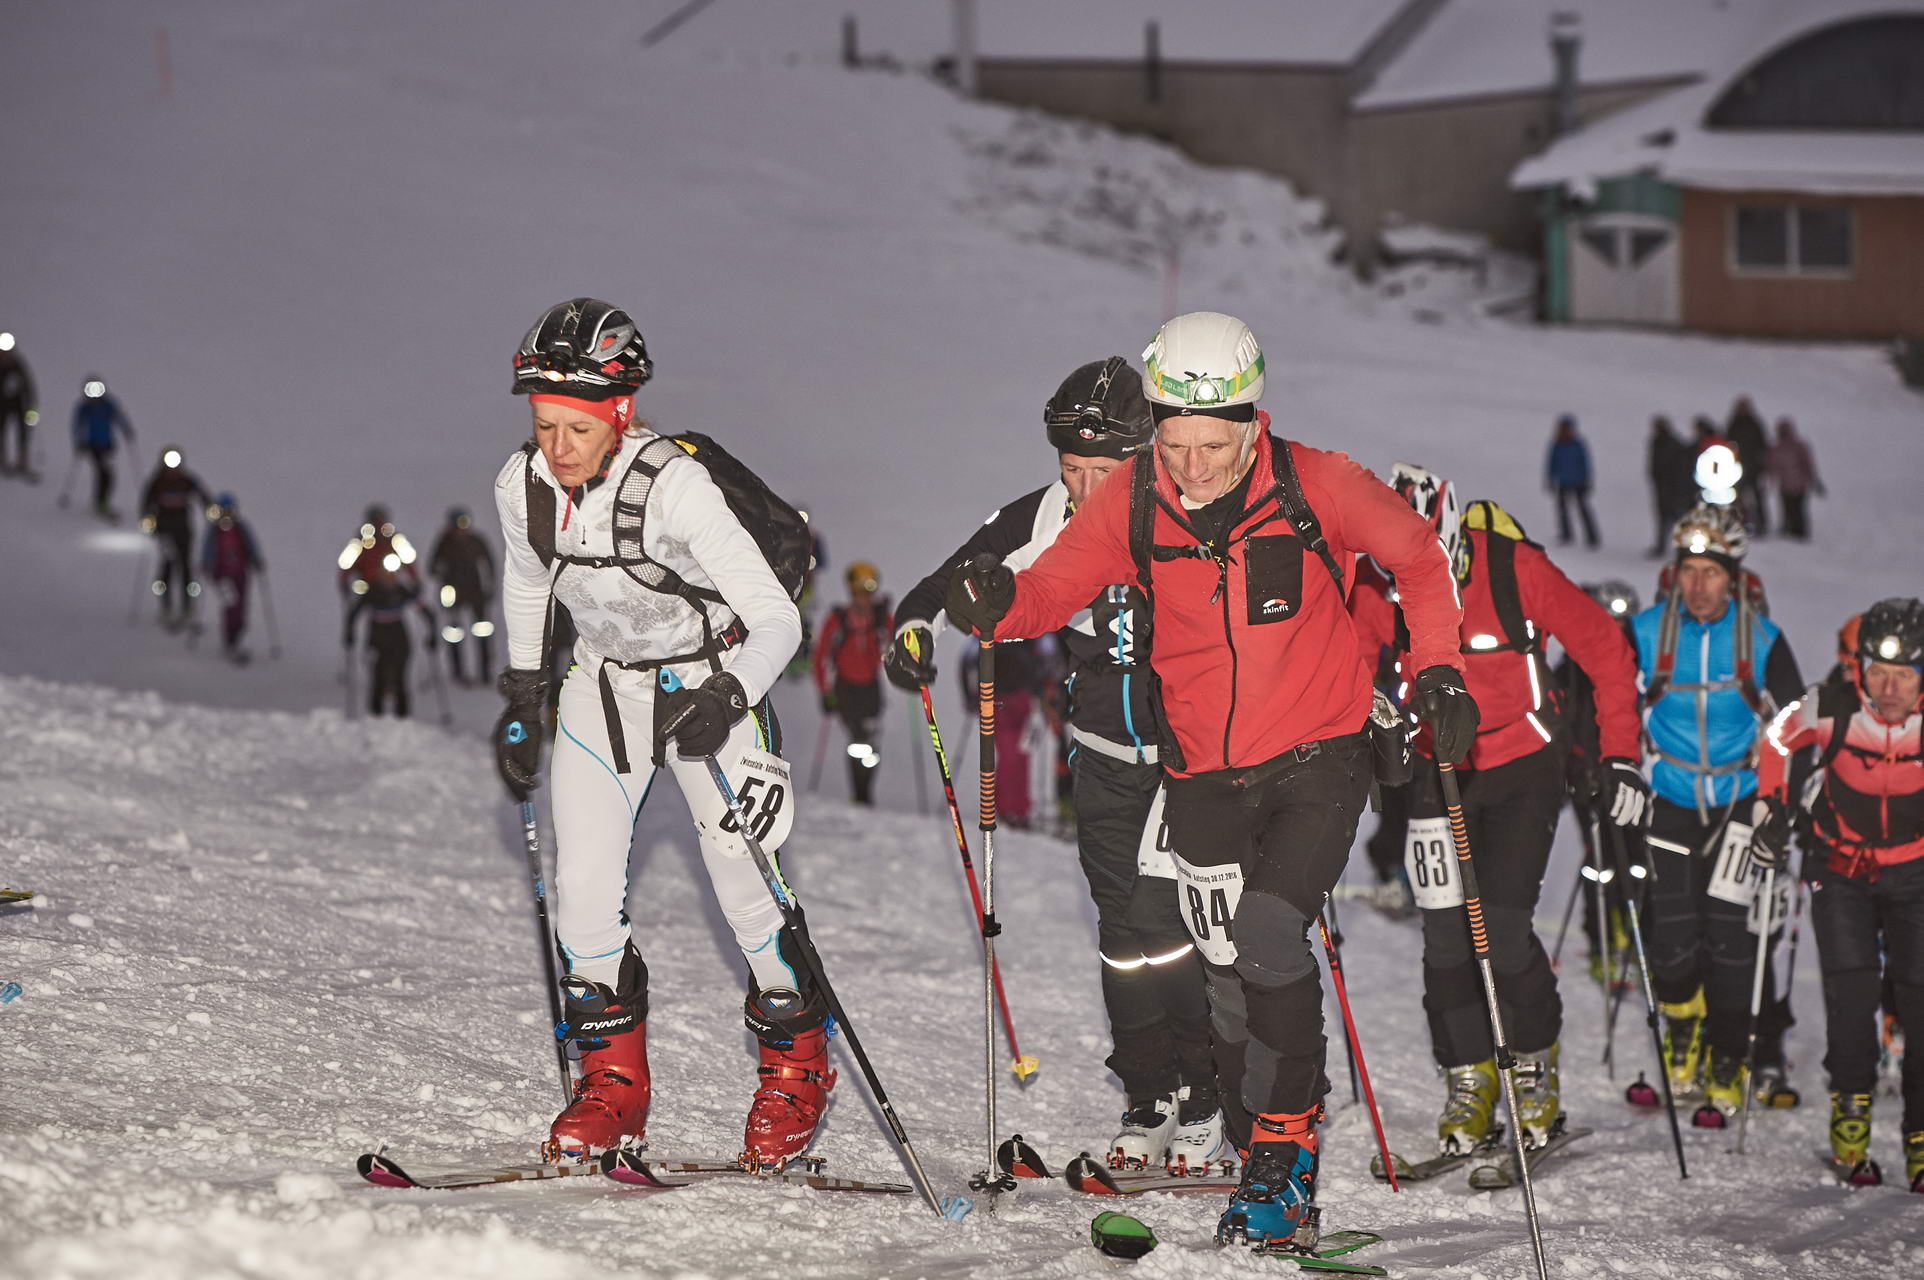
[661,672,749,759]
[1747,796,1792,871]
[944,554,1016,638]
[494,668,550,801]
[1414,664,1480,767]
[884,623,937,691]
[1599,756,1651,830]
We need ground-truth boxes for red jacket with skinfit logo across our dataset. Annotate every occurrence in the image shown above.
[995,424,1463,776]
[1349,529,1641,771]
[1759,685,1924,878]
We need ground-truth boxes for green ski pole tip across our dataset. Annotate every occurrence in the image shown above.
[1091,1210,1158,1260]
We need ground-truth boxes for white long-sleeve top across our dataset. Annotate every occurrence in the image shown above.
[493,430,802,704]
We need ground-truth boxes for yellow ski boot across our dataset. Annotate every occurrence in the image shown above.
[1437,1059,1499,1156]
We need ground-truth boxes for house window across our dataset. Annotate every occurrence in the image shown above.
[1730,204,1854,275]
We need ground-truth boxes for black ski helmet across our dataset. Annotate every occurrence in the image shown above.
[1856,597,1924,669]
[1044,357,1152,459]
[512,298,652,400]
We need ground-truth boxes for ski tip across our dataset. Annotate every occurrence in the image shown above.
[1090,1209,1159,1259]
[996,1134,1053,1180]
[1011,1055,1041,1082]
[1065,1153,1124,1196]
[598,1148,678,1187]
[356,1152,418,1188]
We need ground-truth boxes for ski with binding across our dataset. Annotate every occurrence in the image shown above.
[1466,1126,1592,1191]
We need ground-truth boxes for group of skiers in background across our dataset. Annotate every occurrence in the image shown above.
[1,328,507,705]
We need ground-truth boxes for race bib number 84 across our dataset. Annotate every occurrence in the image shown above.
[1172,853,1244,966]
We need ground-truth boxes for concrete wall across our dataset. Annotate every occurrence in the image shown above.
[1680,188,1924,340]
[974,59,1352,222]
[1347,81,1680,252]
[974,57,1685,257]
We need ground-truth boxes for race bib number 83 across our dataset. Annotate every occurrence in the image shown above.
[1404,816,1463,910]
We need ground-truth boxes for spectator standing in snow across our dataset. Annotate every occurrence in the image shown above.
[1545,414,1598,548]
[1646,416,1694,558]
[1726,396,1771,535]
[1769,418,1823,541]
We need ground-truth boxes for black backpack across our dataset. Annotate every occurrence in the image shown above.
[524,431,811,604]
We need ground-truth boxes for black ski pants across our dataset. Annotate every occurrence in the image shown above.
[1554,485,1599,548]
[1070,745,1213,1103]
[153,517,195,618]
[1414,745,1564,1066]
[87,445,115,512]
[834,678,881,805]
[1810,853,1924,1131]
[1644,797,1792,1061]
[1,401,29,472]
[1163,731,1371,1129]
[367,623,411,718]
[440,592,494,683]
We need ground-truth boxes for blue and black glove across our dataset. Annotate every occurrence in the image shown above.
[494,668,550,801]
[662,672,749,760]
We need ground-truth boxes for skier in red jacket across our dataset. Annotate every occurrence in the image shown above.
[945,312,1471,1252]
[1351,464,1644,1155]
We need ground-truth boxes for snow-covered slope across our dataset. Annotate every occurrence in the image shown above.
[3,673,1916,1279]
[5,3,1924,1276]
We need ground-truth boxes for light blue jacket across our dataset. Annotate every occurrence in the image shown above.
[1633,600,1783,811]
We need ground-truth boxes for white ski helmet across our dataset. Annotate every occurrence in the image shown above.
[1391,461,1467,580]
[1141,312,1265,416]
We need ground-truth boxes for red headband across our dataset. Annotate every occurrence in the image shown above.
[529,392,634,429]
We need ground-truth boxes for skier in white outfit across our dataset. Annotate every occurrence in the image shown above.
[491,298,829,1167]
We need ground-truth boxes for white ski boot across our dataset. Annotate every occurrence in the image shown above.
[1167,1083,1232,1173]
[1108,1092,1178,1170]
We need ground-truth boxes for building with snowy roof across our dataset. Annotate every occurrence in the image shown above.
[1511,2,1924,338]
[942,0,1752,263]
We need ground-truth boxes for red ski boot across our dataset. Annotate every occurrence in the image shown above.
[547,974,650,1162]
[741,987,836,1168]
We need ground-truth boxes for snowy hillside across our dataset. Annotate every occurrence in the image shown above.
[3,674,1917,1279]
[5,2,1924,1277]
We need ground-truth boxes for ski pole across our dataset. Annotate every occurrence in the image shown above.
[518,801,573,1108]
[1323,895,1360,1104]
[1317,908,1397,1191]
[700,755,945,1216]
[1437,760,1551,1280]
[1736,864,1779,1155]
[258,571,283,659]
[807,713,831,793]
[907,693,930,816]
[1606,820,1688,1179]
[422,612,453,726]
[905,631,1034,1081]
[967,632,1019,1197]
[1547,839,1585,973]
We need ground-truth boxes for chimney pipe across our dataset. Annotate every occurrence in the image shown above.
[1549,10,1582,136]
[952,0,978,97]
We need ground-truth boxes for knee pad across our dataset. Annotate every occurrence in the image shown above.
[1205,964,1248,1047]
[1231,892,1317,990]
